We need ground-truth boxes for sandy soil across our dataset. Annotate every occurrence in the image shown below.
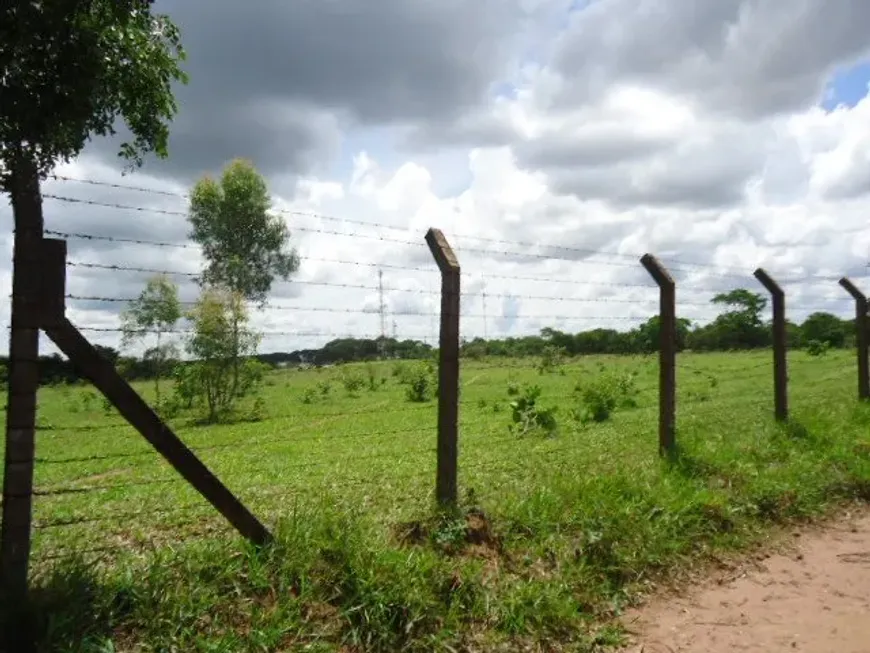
[619,508,870,653]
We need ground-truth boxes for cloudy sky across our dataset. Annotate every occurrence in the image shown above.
[3,0,870,356]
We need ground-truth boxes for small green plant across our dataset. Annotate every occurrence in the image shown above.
[247,395,267,422]
[301,387,317,404]
[158,395,183,419]
[431,516,468,549]
[101,397,114,415]
[392,361,407,379]
[405,363,434,403]
[172,364,200,410]
[341,371,365,396]
[506,380,520,396]
[509,384,558,437]
[365,363,380,391]
[316,380,332,396]
[80,390,98,412]
[806,339,829,357]
[537,345,565,375]
[573,372,638,424]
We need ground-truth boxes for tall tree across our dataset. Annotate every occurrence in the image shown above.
[711,289,767,326]
[1,0,186,603]
[2,0,187,200]
[121,274,182,407]
[188,158,300,305]
[188,159,299,391]
[708,288,770,350]
[801,312,847,348]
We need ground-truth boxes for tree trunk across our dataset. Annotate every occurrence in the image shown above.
[154,330,162,408]
[230,309,240,401]
[1,156,44,612]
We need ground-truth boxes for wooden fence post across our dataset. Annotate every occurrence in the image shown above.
[839,278,869,401]
[425,228,460,507]
[754,268,788,421]
[39,239,273,546]
[1,169,44,607]
[640,254,676,455]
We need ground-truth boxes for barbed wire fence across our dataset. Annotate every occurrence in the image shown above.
[0,174,867,599]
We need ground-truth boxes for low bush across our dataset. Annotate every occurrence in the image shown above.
[341,371,365,396]
[572,372,638,424]
[806,339,829,357]
[509,384,558,437]
[405,362,435,403]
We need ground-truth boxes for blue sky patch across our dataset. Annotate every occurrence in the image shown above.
[822,59,870,110]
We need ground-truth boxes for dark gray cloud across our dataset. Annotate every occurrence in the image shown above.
[553,0,870,119]
[514,129,670,170]
[515,119,768,210]
[85,0,523,183]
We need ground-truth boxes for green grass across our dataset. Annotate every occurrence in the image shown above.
[4,349,870,651]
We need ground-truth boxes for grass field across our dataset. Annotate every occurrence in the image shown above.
[5,349,870,651]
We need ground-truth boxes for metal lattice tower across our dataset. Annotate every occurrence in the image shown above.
[481,276,488,340]
[378,269,387,358]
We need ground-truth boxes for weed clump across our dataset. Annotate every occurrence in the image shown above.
[572,372,638,424]
[508,384,558,437]
[341,371,365,396]
[405,362,435,402]
[806,339,829,356]
[364,363,385,391]
[537,345,566,375]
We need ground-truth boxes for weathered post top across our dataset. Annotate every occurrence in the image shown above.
[640,253,675,288]
[425,228,460,274]
[754,268,784,297]
[839,277,867,302]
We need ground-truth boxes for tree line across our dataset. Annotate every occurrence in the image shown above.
[4,287,857,392]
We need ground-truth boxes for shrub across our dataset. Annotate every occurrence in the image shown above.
[184,288,263,423]
[806,339,829,357]
[365,363,381,391]
[172,359,267,424]
[572,372,638,424]
[316,380,332,396]
[237,360,269,397]
[172,364,199,410]
[158,395,184,418]
[302,387,317,404]
[405,363,434,403]
[509,384,558,437]
[80,390,98,412]
[247,395,267,422]
[392,361,407,379]
[342,371,365,396]
[506,380,520,396]
[537,345,565,375]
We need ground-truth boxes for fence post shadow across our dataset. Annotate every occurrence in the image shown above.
[425,228,460,508]
[839,278,869,401]
[640,254,676,457]
[754,268,788,421]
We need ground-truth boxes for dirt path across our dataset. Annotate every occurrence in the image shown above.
[619,508,870,652]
